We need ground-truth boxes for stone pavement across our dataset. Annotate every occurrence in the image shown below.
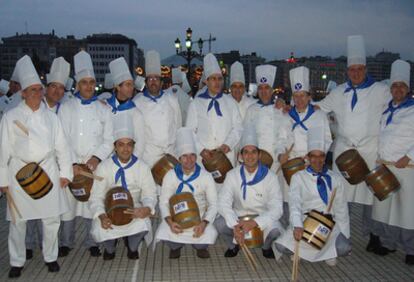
[0,197,413,281]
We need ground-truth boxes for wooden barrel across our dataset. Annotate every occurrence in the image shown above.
[15,162,53,200]
[260,150,274,169]
[169,192,201,229]
[238,215,263,248]
[302,210,335,250]
[202,150,233,184]
[69,164,94,202]
[282,157,306,185]
[335,149,370,185]
[365,164,401,201]
[151,154,179,186]
[105,186,134,226]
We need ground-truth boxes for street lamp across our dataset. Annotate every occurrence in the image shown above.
[174,38,181,54]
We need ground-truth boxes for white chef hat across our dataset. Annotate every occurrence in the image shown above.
[46,57,70,86]
[113,114,135,141]
[172,67,183,84]
[248,83,258,97]
[230,61,245,86]
[0,79,9,95]
[10,65,19,82]
[203,53,222,79]
[109,57,133,87]
[347,35,366,67]
[307,126,326,153]
[176,127,197,157]
[390,59,410,88]
[16,55,42,90]
[290,66,310,94]
[198,71,206,88]
[240,127,258,151]
[182,73,192,93]
[65,77,74,91]
[145,50,161,76]
[256,65,276,87]
[134,75,145,91]
[104,73,114,89]
[74,50,95,82]
[326,80,337,93]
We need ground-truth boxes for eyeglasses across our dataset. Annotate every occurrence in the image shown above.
[147,77,161,82]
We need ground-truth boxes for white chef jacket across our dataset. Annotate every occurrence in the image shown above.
[0,101,72,220]
[316,81,390,204]
[89,154,157,243]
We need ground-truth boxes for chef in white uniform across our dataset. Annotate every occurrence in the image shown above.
[0,66,23,120]
[62,77,74,102]
[186,53,243,174]
[155,127,218,259]
[58,50,114,258]
[275,127,351,266]
[166,67,192,124]
[107,57,146,159]
[0,79,10,120]
[97,73,114,101]
[89,115,157,260]
[315,35,390,250]
[215,128,284,259]
[244,65,290,171]
[25,56,71,257]
[229,61,255,120]
[133,50,182,167]
[372,60,414,265]
[0,55,73,278]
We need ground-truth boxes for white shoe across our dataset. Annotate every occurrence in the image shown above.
[325,258,337,266]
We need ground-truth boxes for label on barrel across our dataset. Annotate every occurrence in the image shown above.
[173,201,189,214]
[72,188,86,196]
[340,171,350,179]
[113,192,128,201]
[315,223,331,240]
[211,170,222,179]
[244,231,253,240]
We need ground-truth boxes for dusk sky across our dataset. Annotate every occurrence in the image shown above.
[1,0,413,61]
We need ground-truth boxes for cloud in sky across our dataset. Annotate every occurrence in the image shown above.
[0,0,413,61]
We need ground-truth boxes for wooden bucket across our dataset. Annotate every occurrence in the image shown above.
[15,162,53,200]
[169,192,201,229]
[238,215,263,248]
[105,186,134,226]
[282,157,306,185]
[151,154,179,186]
[302,210,335,250]
[202,150,233,183]
[365,164,401,201]
[260,150,274,169]
[335,149,370,185]
[69,164,94,202]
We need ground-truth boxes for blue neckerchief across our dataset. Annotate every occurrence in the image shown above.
[74,91,97,105]
[112,154,138,190]
[198,89,223,116]
[174,164,201,194]
[306,166,332,205]
[382,97,414,126]
[143,89,164,103]
[288,104,315,131]
[344,75,375,111]
[240,163,268,200]
[106,93,136,113]
[257,97,275,108]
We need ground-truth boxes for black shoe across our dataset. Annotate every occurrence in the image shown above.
[405,254,414,265]
[45,261,60,272]
[103,250,115,260]
[58,246,71,257]
[366,233,381,252]
[8,267,23,278]
[169,248,181,259]
[89,246,101,257]
[127,249,139,260]
[373,246,396,256]
[262,248,275,259]
[196,249,210,259]
[26,249,33,260]
[224,245,240,257]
